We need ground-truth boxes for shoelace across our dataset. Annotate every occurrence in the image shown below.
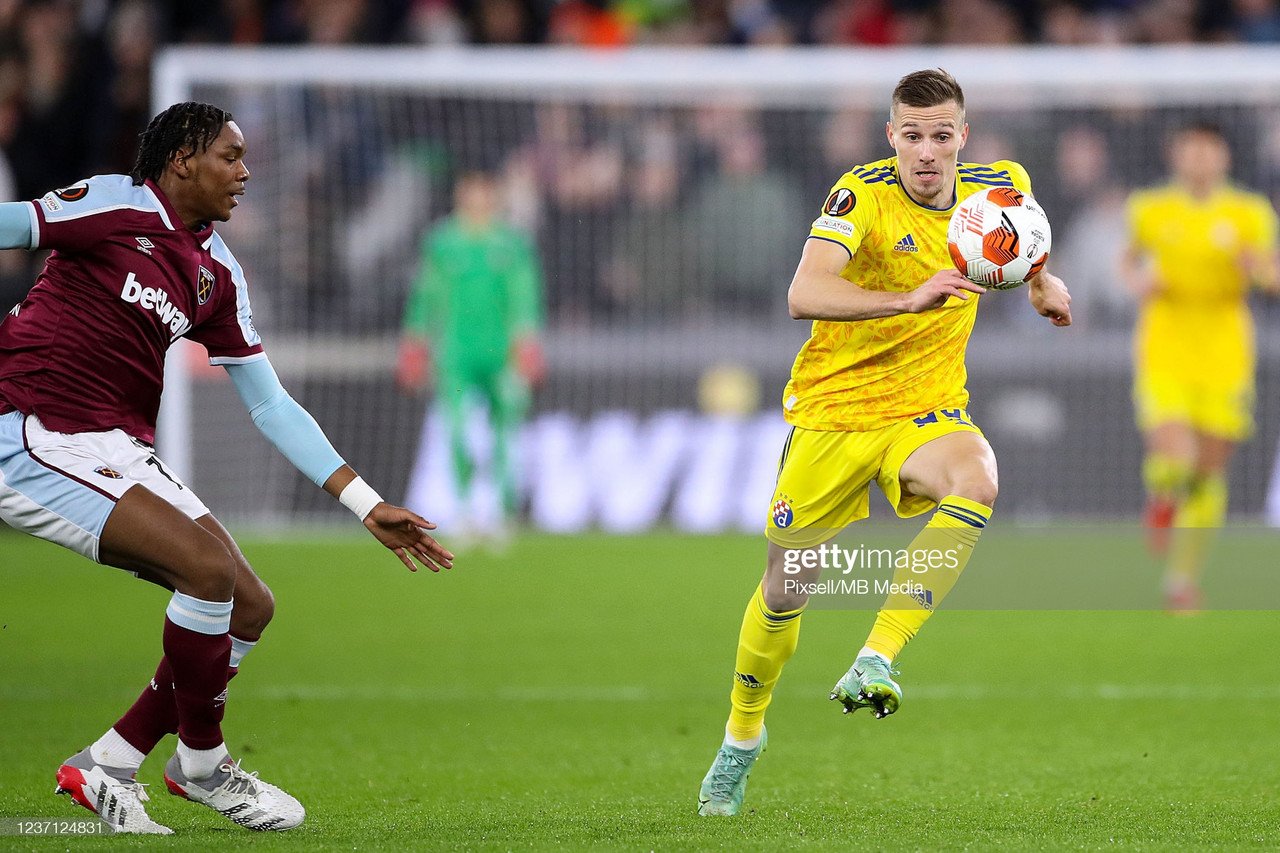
[215,761,263,798]
[706,749,752,799]
[856,659,900,681]
[124,780,153,803]
[100,775,152,804]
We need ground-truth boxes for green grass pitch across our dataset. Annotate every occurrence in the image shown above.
[2,529,1280,849]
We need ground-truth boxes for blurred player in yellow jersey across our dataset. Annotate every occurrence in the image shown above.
[1122,121,1279,612]
[697,69,1073,816]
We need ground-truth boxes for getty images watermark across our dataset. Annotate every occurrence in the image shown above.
[781,542,963,599]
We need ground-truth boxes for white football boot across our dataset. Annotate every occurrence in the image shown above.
[54,747,173,834]
[164,753,305,831]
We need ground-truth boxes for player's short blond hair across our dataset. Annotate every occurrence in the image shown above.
[891,69,965,123]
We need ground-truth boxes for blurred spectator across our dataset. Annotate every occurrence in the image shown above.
[686,110,805,312]
[937,0,1025,44]
[1041,1,1124,44]
[806,106,878,199]
[1043,125,1133,325]
[811,0,897,45]
[1231,0,1280,42]
[1131,0,1198,42]
[466,0,541,43]
[548,0,630,45]
[601,113,696,315]
[508,103,625,319]
[94,0,159,175]
[5,0,105,200]
[407,0,468,43]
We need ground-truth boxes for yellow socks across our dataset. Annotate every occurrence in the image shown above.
[1168,473,1227,587]
[1143,453,1194,501]
[864,495,992,661]
[726,584,803,742]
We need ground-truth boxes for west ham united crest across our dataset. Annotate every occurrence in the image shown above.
[196,266,215,305]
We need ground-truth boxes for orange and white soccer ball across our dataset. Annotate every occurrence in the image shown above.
[947,187,1051,290]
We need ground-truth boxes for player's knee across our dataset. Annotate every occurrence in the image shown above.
[763,550,810,612]
[945,470,998,508]
[762,579,808,613]
[233,576,275,636]
[183,543,238,601]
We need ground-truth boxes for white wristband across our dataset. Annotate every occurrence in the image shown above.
[339,476,383,521]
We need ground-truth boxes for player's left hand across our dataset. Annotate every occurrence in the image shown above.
[1028,271,1072,327]
[513,337,547,387]
[363,503,455,573]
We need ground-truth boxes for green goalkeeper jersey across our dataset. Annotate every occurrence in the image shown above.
[402,215,545,369]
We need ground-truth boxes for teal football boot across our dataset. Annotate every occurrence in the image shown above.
[830,655,902,719]
[697,727,767,816]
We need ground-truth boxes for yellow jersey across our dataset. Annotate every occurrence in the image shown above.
[1128,184,1278,382]
[783,157,1032,431]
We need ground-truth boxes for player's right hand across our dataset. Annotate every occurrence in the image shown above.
[363,503,454,573]
[904,270,986,313]
[396,338,431,392]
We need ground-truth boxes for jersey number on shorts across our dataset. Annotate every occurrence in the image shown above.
[913,409,973,428]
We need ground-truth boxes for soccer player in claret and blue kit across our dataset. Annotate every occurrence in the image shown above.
[0,103,454,834]
[696,69,1073,816]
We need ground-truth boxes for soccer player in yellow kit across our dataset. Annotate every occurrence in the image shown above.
[1122,121,1279,611]
[697,69,1073,817]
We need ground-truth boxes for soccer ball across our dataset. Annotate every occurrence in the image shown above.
[947,187,1051,290]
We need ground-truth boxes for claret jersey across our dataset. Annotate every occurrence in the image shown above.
[0,175,263,443]
[784,157,1032,431]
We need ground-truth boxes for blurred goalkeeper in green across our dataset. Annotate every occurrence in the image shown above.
[397,169,546,535]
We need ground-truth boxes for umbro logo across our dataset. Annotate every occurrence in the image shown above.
[213,688,228,707]
[135,237,154,256]
[893,233,919,253]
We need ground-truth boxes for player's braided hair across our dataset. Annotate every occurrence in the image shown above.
[130,102,233,186]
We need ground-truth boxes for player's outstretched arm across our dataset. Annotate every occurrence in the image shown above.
[1027,268,1072,327]
[1240,247,1280,295]
[1119,244,1160,302]
[0,202,35,250]
[321,466,454,574]
[788,237,983,321]
[224,358,453,572]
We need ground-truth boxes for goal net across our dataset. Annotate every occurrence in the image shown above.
[153,46,1280,531]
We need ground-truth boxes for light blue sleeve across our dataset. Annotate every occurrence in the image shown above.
[224,356,346,487]
[0,202,35,250]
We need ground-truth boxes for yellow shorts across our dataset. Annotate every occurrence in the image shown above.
[1134,371,1254,441]
[765,407,984,549]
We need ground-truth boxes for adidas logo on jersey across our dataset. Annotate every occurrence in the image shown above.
[893,234,919,253]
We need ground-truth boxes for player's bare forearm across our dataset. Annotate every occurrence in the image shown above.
[1028,269,1072,327]
[788,269,909,320]
[322,464,359,498]
[1119,245,1159,301]
[322,465,455,573]
[787,238,982,321]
